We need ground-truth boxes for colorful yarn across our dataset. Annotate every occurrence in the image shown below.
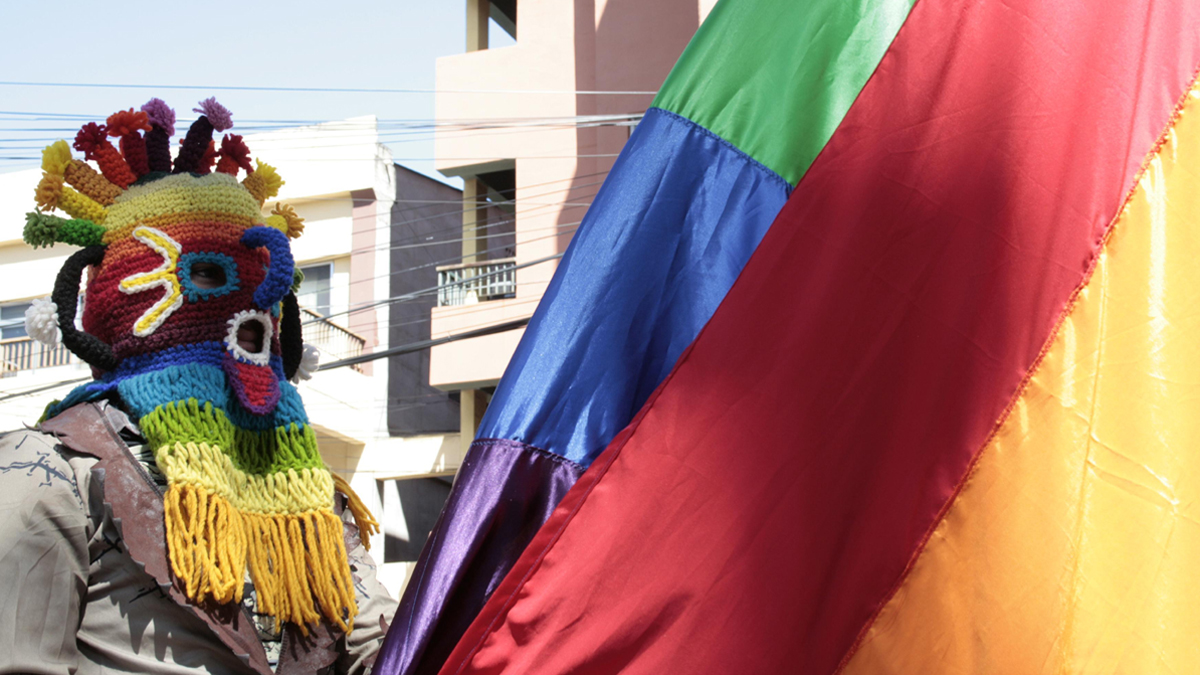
[64,160,122,205]
[332,472,380,548]
[118,226,184,337]
[216,134,253,176]
[281,293,304,380]
[194,97,233,132]
[35,141,70,211]
[141,97,176,136]
[23,212,61,248]
[178,251,240,301]
[145,126,174,173]
[40,140,72,175]
[174,117,214,174]
[271,203,305,238]
[240,226,294,309]
[58,186,108,224]
[23,212,105,248]
[106,109,152,178]
[142,97,176,174]
[24,297,61,347]
[31,98,372,634]
[198,140,219,176]
[34,173,63,211]
[53,245,119,371]
[73,123,137,188]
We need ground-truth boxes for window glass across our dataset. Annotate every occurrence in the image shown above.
[296,264,333,316]
[0,303,31,340]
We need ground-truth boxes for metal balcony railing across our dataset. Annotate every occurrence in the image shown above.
[436,257,517,307]
[0,337,76,376]
[300,308,367,373]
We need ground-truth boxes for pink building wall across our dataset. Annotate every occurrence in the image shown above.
[430,0,708,390]
[349,188,378,376]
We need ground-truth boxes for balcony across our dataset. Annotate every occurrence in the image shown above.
[301,308,367,373]
[436,258,517,307]
[0,337,76,376]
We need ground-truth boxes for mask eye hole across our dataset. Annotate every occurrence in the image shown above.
[178,252,240,301]
[190,262,226,289]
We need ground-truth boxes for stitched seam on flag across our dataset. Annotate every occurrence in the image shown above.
[470,437,586,471]
[831,61,1200,675]
[396,437,584,671]
[448,325,711,673]
[446,107,795,670]
[649,107,792,195]
[449,81,819,675]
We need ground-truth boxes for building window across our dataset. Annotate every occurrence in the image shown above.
[0,302,30,340]
[297,263,332,316]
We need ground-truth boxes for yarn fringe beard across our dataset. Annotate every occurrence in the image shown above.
[140,398,379,634]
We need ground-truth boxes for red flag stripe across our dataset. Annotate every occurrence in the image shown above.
[442,1,1200,673]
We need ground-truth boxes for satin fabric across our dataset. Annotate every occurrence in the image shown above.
[374,439,584,675]
[378,107,788,675]
[655,0,916,186]
[841,82,1200,675]
[437,1,1200,673]
[478,107,788,466]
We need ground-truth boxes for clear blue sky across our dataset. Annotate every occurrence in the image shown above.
[0,1,514,183]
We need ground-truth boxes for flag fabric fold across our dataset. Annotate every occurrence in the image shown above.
[422,0,1200,672]
[376,1,916,672]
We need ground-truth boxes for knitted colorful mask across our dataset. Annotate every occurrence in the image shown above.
[25,98,375,633]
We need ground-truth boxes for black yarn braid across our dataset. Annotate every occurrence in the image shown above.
[280,292,304,381]
[172,116,214,174]
[53,246,119,372]
[145,124,173,173]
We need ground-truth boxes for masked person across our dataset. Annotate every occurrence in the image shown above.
[0,99,396,674]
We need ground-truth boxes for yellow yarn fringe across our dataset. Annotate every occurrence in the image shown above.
[332,473,381,549]
[270,202,305,239]
[244,160,284,204]
[41,140,72,175]
[35,172,64,211]
[163,482,358,635]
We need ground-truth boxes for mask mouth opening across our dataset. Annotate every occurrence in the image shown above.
[225,310,273,365]
[238,319,264,353]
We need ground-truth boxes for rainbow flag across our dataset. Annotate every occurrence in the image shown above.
[379,0,1200,672]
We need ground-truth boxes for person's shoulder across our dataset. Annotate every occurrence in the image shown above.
[0,426,89,505]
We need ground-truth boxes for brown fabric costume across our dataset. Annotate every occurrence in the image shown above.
[0,402,395,674]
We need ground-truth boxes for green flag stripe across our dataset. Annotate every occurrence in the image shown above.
[654,0,917,186]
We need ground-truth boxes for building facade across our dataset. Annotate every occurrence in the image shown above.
[428,0,714,445]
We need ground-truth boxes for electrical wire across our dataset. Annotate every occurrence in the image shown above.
[0,81,658,95]
[304,252,563,326]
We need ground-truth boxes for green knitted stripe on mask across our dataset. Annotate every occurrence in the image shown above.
[138,399,324,476]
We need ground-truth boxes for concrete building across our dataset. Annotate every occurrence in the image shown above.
[428,0,714,445]
[0,117,467,598]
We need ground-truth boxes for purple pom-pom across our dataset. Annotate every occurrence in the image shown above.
[193,97,233,132]
[141,98,176,136]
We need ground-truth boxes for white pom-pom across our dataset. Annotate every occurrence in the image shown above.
[293,343,320,383]
[25,298,61,347]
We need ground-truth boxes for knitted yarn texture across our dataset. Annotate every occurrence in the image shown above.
[31,99,378,635]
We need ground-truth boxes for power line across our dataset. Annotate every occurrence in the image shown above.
[0,81,658,96]
[318,317,530,372]
[333,222,582,293]
[305,252,563,326]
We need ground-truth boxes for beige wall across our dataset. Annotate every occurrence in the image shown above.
[430,0,708,390]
